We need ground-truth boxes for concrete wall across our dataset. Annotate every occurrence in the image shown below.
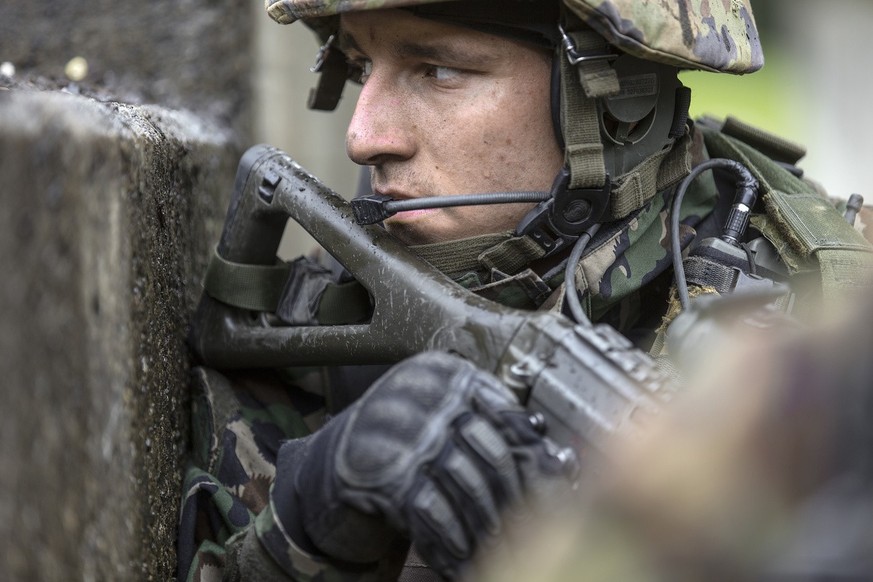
[0,0,253,137]
[0,1,252,579]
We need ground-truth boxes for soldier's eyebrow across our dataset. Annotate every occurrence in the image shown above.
[393,40,500,67]
[338,29,500,67]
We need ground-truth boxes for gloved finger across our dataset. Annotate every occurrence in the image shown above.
[457,414,523,501]
[405,412,525,578]
[404,413,527,576]
[430,425,504,537]
[407,478,471,562]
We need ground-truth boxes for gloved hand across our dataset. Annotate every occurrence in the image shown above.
[271,351,574,579]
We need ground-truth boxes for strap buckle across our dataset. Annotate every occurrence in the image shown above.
[310,34,335,73]
[307,34,348,111]
[516,167,611,255]
[558,24,617,66]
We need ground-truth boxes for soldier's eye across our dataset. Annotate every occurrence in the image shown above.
[424,64,462,82]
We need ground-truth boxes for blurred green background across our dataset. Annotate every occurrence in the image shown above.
[682,2,799,139]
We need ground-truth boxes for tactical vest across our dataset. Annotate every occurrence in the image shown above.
[696,117,873,302]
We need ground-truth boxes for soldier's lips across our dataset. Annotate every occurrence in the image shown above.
[385,207,438,222]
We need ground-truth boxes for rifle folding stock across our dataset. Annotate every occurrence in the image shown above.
[190,145,674,458]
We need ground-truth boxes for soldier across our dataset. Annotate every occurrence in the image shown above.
[178,1,872,581]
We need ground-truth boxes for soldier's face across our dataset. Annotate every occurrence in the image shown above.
[340,10,563,246]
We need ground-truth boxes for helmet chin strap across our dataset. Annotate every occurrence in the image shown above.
[517,16,691,259]
[514,21,620,257]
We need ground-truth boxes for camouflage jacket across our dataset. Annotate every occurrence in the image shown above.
[177,122,873,581]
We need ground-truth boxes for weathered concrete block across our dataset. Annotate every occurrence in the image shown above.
[0,0,253,137]
[0,88,239,581]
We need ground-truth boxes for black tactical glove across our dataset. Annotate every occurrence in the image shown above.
[271,351,574,579]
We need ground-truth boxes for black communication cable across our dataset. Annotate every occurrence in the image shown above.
[352,191,551,225]
[563,222,601,327]
[669,158,759,311]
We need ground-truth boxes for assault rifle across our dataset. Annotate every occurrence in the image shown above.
[189,145,675,461]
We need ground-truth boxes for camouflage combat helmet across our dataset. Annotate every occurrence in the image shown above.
[266,0,764,255]
[266,0,763,74]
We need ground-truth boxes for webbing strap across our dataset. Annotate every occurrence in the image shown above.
[721,116,807,166]
[683,255,738,294]
[205,248,372,324]
[410,231,545,276]
[559,28,689,221]
[607,134,691,220]
[567,30,620,98]
[315,281,372,325]
[203,247,291,311]
[478,235,547,274]
[560,32,612,191]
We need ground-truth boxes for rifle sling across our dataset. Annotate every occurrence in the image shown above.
[203,248,372,324]
[203,247,292,312]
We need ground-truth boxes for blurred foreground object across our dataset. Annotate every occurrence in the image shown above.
[470,301,873,581]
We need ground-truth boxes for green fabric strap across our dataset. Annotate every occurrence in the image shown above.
[559,28,690,221]
[608,133,692,220]
[410,231,545,276]
[204,247,372,324]
[721,116,807,166]
[203,247,291,311]
[568,30,620,99]
[478,234,547,274]
[701,126,873,298]
[561,36,609,191]
[315,281,372,325]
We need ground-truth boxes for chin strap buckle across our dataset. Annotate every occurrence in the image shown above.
[308,34,348,111]
[516,167,611,255]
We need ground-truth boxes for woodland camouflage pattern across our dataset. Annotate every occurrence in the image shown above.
[265,0,763,74]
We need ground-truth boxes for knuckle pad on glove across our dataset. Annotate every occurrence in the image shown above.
[318,351,557,576]
[335,355,467,491]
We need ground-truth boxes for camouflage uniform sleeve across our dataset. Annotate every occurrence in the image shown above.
[178,366,399,581]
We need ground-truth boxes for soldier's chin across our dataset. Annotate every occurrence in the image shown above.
[384,213,451,246]
[386,208,437,223]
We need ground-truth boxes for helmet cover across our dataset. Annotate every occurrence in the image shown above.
[564,0,763,74]
[265,0,763,74]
